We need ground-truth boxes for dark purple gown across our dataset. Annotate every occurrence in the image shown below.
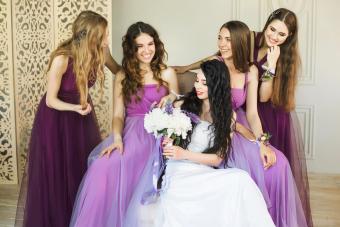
[19,57,101,227]
[253,33,313,227]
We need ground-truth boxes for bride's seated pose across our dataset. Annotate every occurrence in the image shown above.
[123,59,275,227]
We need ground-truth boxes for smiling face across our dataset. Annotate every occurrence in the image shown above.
[217,27,232,59]
[135,33,155,64]
[264,19,289,46]
[194,70,209,100]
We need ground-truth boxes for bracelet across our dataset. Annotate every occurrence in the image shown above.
[260,70,276,81]
[257,132,271,146]
[170,90,184,100]
[260,65,276,81]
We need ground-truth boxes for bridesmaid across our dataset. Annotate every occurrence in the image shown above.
[252,9,312,226]
[19,11,119,227]
[70,21,178,227]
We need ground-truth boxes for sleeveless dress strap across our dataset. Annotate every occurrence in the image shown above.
[250,31,256,63]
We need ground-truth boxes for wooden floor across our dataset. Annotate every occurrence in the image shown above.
[0,173,339,227]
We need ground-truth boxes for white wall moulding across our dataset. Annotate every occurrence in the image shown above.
[296,105,315,160]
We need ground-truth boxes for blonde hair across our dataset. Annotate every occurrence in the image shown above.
[48,10,108,107]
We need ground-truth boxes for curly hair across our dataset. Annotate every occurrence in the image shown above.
[180,59,233,162]
[121,22,168,103]
[48,10,107,107]
[261,8,301,111]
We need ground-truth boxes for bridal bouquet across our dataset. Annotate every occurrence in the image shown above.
[144,101,198,145]
[142,101,199,204]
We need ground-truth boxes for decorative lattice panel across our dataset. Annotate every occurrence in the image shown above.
[12,0,54,178]
[0,0,18,184]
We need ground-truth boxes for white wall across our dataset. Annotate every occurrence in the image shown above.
[112,0,340,174]
[112,0,233,64]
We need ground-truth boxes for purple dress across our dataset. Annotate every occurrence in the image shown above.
[70,84,167,227]
[254,33,312,226]
[227,74,308,227]
[19,58,101,227]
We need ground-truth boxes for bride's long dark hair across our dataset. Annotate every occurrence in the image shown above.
[180,59,233,162]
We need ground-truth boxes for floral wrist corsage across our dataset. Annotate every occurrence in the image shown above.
[257,132,272,146]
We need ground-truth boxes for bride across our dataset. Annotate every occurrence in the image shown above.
[123,59,275,227]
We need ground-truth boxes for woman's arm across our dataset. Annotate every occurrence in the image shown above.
[157,67,179,107]
[235,122,256,141]
[172,55,216,74]
[104,46,122,74]
[46,55,91,115]
[245,66,276,168]
[101,71,125,156]
[163,145,223,167]
[259,78,274,102]
[258,46,280,102]
[245,65,264,138]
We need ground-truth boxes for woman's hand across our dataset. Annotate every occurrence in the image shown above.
[162,137,174,147]
[172,66,189,74]
[259,143,276,169]
[266,46,280,69]
[100,138,124,157]
[157,94,176,108]
[74,103,92,115]
[163,145,187,160]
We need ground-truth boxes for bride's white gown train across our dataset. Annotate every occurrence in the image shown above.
[129,121,275,227]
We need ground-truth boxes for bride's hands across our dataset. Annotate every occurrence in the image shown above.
[163,145,187,160]
[100,138,124,157]
[162,137,173,147]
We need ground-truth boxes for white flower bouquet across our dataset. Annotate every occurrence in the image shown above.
[144,101,198,145]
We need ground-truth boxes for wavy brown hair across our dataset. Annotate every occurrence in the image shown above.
[121,22,168,103]
[219,21,251,73]
[260,8,301,111]
[47,10,108,107]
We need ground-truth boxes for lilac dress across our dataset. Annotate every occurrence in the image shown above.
[227,74,308,227]
[19,58,101,227]
[254,33,312,226]
[70,84,167,227]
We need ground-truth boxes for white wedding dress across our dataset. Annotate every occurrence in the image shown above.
[126,121,275,227]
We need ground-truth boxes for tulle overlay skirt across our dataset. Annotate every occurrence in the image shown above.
[70,116,156,227]
[227,107,308,227]
[16,93,101,227]
[258,101,313,226]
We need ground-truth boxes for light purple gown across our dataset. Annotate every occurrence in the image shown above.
[70,84,167,227]
[227,73,308,227]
